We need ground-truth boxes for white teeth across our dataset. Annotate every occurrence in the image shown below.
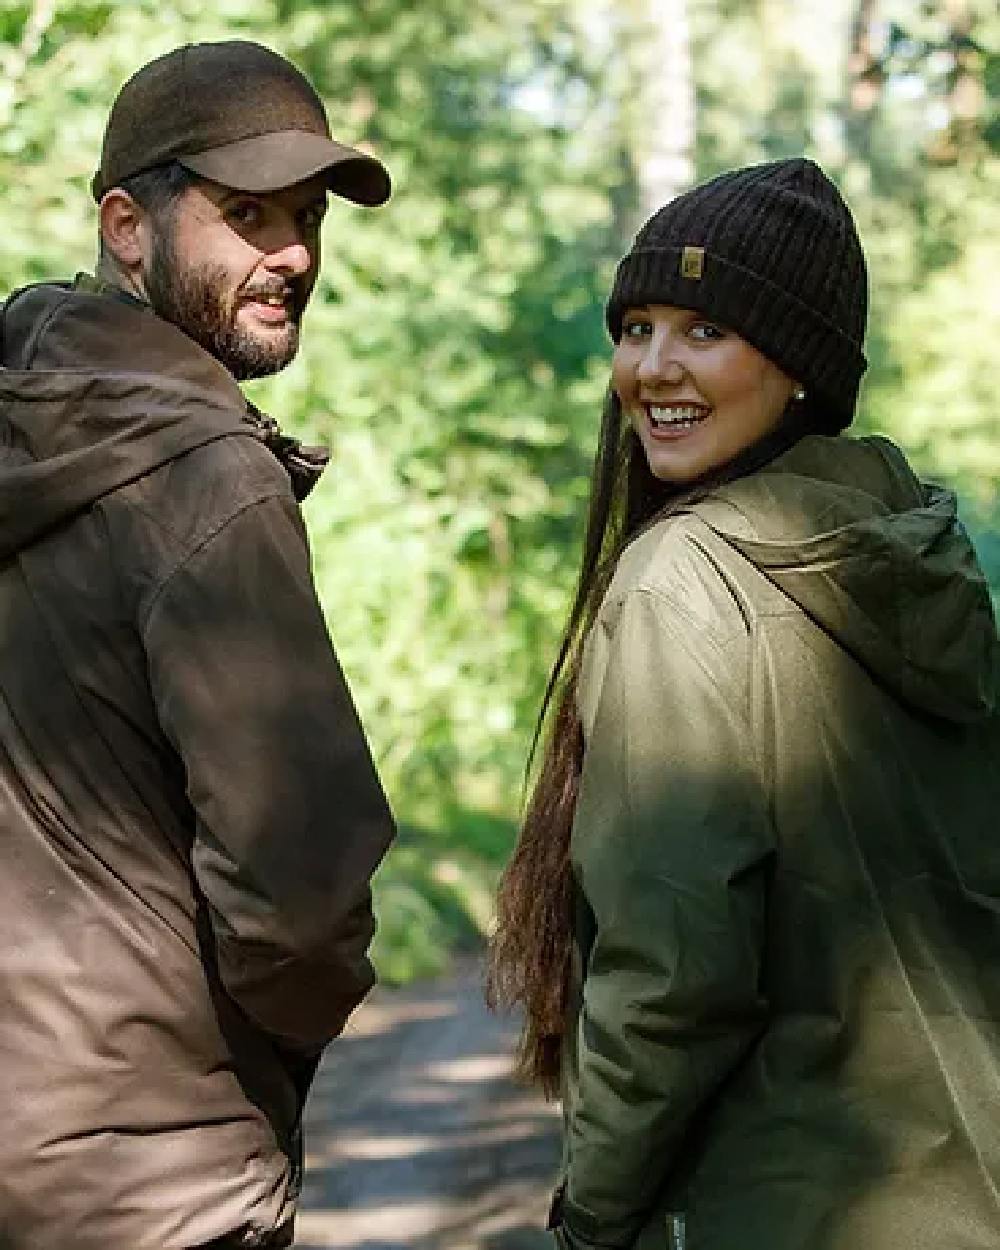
[648,405,707,428]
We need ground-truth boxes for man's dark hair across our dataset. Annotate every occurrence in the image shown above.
[97,161,197,263]
[117,161,197,215]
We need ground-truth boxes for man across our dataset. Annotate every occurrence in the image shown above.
[0,41,395,1249]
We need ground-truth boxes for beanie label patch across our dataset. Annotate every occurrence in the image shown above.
[680,246,705,280]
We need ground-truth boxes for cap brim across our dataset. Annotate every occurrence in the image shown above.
[178,130,391,206]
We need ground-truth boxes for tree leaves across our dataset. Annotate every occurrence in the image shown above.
[2,0,996,976]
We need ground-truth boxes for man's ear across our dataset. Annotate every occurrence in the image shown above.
[98,189,150,277]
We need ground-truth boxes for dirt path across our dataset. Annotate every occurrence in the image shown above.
[296,958,560,1250]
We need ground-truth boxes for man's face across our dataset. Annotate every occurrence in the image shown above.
[142,174,327,379]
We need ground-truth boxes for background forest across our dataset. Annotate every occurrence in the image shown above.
[2,0,997,978]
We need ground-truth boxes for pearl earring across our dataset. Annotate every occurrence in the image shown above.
[794,386,806,401]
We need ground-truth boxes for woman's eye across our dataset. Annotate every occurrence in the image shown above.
[622,319,652,339]
[690,321,724,341]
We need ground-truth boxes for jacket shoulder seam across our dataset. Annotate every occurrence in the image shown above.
[624,582,739,651]
[107,471,283,552]
[15,286,74,367]
[618,531,795,649]
[621,513,795,619]
[102,433,287,547]
[138,488,292,632]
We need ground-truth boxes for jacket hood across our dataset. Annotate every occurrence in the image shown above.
[0,279,255,561]
[694,435,999,724]
[0,277,335,556]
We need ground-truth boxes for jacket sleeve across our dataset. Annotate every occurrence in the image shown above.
[141,490,395,1050]
[561,586,773,1248]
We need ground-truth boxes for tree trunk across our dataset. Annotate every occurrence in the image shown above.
[844,0,884,160]
[622,0,695,224]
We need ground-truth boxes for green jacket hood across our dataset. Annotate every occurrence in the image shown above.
[694,434,999,724]
[0,279,257,561]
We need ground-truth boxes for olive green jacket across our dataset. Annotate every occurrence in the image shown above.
[559,435,1000,1250]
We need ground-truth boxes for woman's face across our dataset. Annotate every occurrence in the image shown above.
[612,303,799,486]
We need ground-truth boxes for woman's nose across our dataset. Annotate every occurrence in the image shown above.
[636,333,685,386]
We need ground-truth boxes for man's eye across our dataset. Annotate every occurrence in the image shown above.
[300,204,327,232]
[227,201,262,228]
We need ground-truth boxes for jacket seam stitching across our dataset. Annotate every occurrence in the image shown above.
[106,435,289,550]
[138,489,291,633]
[625,582,792,650]
[18,287,73,368]
[609,517,798,637]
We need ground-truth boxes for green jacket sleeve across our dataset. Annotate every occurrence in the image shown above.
[142,491,395,1050]
[562,585,773,1248]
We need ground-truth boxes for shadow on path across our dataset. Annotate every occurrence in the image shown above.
[297,958,560,1249]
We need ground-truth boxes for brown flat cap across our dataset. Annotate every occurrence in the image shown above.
[92,40,391,206]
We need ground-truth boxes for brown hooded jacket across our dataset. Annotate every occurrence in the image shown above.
[0,280,395,1249]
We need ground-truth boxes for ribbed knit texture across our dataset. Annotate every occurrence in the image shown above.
[606,159,868,432]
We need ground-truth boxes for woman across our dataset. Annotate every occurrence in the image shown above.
[488,158,1000,1249]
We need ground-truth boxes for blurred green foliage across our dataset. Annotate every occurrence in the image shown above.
[2,0,997,979]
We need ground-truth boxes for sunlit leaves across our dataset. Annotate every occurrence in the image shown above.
[3,0,997,979]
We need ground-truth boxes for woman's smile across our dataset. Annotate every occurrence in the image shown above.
[644,402,711,436]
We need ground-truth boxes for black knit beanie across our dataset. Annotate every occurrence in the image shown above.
[606,158,868,432]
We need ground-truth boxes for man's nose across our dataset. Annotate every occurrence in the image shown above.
[636,332,685,386]
[265,237,313,277]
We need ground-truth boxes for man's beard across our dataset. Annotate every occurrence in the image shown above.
[144,228,306,380]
